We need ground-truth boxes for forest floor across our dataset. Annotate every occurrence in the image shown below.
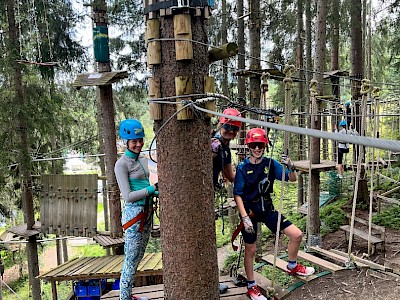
[266,209,400,300]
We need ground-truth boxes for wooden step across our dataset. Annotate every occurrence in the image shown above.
[329,249,392,272]
[296,250,344,273]
[308,246,368,268]
[261,254,320,282]
[340,225,383,245]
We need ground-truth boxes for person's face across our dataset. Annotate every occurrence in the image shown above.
[127,138,144,153]
[220,123,240,141]
[248,142,265,159]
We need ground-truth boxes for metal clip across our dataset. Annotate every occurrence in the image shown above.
[177,0,190,7]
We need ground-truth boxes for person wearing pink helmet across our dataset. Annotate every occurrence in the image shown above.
[211,107,242,188]
[233,128,314,300]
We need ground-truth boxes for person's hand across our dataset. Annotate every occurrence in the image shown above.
[211,138,221,154]
[242,215,255,233]
[281,154,295,171]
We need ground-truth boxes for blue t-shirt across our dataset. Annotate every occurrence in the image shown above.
[212,136,232,187]
[234,157,289,202]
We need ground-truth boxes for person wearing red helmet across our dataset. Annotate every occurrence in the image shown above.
[211,107,242,188]
[233,128,314,300]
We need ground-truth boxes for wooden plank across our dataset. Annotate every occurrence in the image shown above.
[293,160,336,172]
[381,185,400,197]
[376,194,400,205]
[296,250,344,272]
[340,225,383,244]
[308,246,369,268]
[261,254,319,282]
[344,213,385,233]
[38,257,82,278]
[329,249,391,272]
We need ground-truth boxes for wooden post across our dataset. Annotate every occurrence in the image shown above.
[173,14,193,61]
[204,76,216,118]
[175,76,193,120]
[146,19,161,65]
[149,77,162,120]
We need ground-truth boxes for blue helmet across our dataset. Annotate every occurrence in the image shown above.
[345,101,351,107]
[339,120,347,127]
[119,119,145,140]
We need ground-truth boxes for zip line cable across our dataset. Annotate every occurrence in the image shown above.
[190,101,400,152]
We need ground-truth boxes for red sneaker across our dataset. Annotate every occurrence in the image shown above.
[247,285,268,300]
[286,263,315,276]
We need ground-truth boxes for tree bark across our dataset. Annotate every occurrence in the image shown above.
[153,15,219,299]
[330,0,340,162]
[297,0,305,160]
[221,0,229,96]
[7,0,41,298]
[248,0,261,122]
[308,0,327,247]
[93,2,122,243]
[237,0,246,100]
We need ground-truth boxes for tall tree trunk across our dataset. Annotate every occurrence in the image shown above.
[248,0,261,122]
[308,0,327,247]
[153,15,219,299]
[351,0,368,204]
[237,0,246,100]
[93,1,122,244]
[330,0,340,162]
[6,0,41,298]
[297,0,305,161]
[305,0,312,130]
[221,0,229,96]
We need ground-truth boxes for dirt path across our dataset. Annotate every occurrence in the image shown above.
[3,244,64,285]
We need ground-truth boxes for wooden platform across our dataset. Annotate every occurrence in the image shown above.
[39,253,162,282]
[293,160,336,172]
[101,274,289,299]
[93,234,125,248]
[7,221,41,238]
[38,253,163,299]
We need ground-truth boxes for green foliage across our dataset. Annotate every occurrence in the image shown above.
[215,218,231,248]
[70,244,106,258]
[320,200,346,235]
[223,251,239,271]
[373,205,400,230]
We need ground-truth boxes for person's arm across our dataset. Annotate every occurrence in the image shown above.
[274,159,297,182]
[233,164,246,217]
[223,163,235,183]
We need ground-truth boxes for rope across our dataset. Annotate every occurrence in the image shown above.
[347,79,371,259]
[269,65,295,294]
[1,278,24,299]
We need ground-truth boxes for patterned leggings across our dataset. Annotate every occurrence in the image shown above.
[120,206,151,300]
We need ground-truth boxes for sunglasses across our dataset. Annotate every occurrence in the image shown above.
[222,124,240,133]
[248,142,266,149]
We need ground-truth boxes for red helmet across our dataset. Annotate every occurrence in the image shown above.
[219,108,242,127]
[245,128,269,145]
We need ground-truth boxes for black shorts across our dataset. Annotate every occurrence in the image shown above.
[241,200,292,244]
[338,147,349,164]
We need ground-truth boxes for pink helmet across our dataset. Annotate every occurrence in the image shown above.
[219,108,242,127]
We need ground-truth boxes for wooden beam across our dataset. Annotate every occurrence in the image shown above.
[204,76,216,118]
[308,246,368,268]
[149,77,162,120]
[208,42,238,62]
[329,249,391,272]
[175,76,193,120]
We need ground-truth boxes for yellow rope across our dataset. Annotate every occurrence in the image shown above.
[347,78,371,260]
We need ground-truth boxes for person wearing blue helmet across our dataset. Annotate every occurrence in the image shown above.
[115,119,157,300]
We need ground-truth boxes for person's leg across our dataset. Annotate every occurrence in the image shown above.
[282,224,314,276]
[282,224,302,261]
[244,243,256,282]
[337,149,344,176]
[120,207,148,300]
